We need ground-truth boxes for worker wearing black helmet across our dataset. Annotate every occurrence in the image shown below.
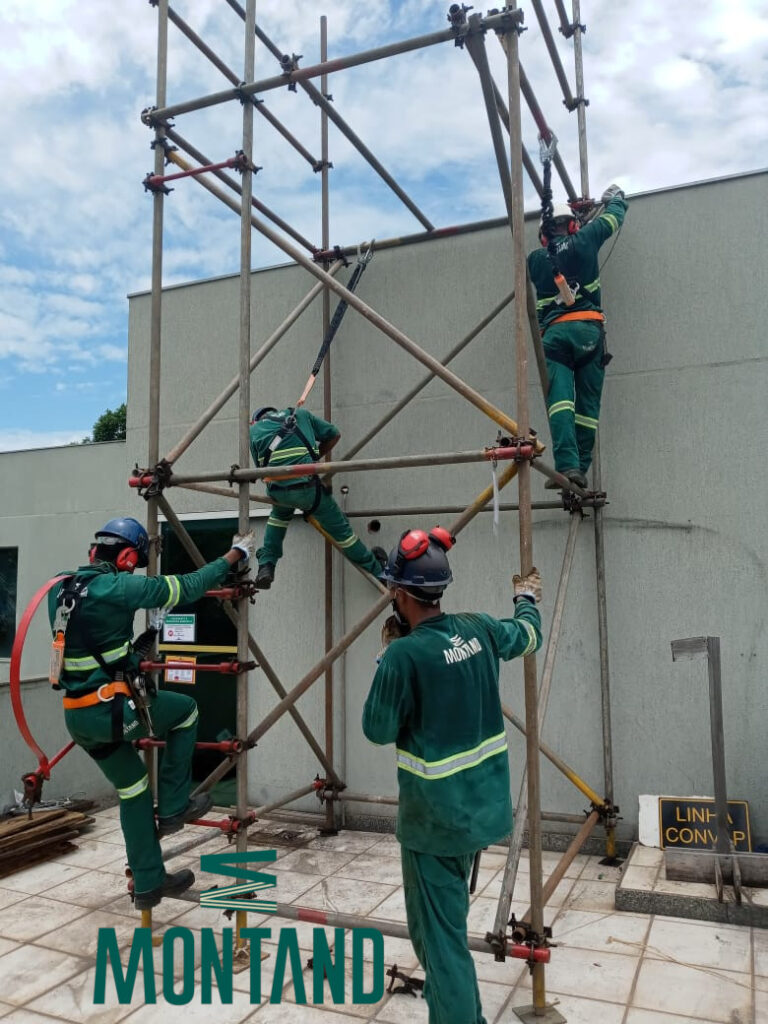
[249,405,386,589]
[363,527,542,1024]
[47,516,254,909]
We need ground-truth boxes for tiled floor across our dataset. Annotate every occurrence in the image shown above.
[0,812,761,1023]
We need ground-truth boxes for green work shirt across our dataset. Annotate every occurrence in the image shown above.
[249,407,338,487]
[47,557,230,694]
[528,195,628,331]
[362,602,542,855]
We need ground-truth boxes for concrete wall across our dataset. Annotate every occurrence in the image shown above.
[2,170,766,844]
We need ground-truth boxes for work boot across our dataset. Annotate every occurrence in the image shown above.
[134,868,195,910]
[544,467,577,490]
[372,546,388,573]
[255,563,275,589]
[566,469,588,489]
[157,792,213,839]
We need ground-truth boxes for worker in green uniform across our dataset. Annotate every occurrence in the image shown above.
[47,516,254,909]
[249,406,385,589]
[362,526,542,1024]
[528,184,628,489]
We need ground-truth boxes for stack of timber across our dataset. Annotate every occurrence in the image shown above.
[0,808,95,877]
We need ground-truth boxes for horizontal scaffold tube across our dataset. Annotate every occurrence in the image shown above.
[132,444,536,489]
[147,10,524,123]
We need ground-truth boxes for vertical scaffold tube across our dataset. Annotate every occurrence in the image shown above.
[504,10,548,1015]
[320,15,336,837]
[145,0,169,800]
[235,0,256,956]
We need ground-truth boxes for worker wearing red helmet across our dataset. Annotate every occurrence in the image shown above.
[363,527,542,1024]
[528,185,628,489]
[47,516,254,909]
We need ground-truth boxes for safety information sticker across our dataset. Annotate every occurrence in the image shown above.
[163,614,196,643]
[165,655,197,685]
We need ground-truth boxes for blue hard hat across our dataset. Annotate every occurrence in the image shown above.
[251,406,278,424]
[380,528,453,596]
[95,517,150,569]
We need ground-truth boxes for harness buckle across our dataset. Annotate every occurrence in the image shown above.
[97,684,115,703]
[538,131,558,163]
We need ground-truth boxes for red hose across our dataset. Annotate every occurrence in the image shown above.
[9,576,70,777]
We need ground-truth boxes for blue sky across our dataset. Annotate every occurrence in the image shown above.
[1,0,766,451]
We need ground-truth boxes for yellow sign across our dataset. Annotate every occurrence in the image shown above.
[658,798,751,851]
[164,655,197,686]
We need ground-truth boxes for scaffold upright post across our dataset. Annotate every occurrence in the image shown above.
[320,14,337,837]
[145,0,169,802]
[503,7,553,1019]
[234,0,256,961]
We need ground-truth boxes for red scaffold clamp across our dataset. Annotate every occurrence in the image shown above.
[10,577,77,807]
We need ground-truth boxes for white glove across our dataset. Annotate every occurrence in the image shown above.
[231,530,255,562]
[601,184,624,204]
[513,567,542,604]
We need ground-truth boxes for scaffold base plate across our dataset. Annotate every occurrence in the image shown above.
[511,1003,567,1024]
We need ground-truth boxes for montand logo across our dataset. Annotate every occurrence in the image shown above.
[443,633,483,664]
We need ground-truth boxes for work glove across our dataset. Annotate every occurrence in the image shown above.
[513,567,542,604]
[601,183,624,204]
[231,530,255,562]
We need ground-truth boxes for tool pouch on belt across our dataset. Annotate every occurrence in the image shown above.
[599,325,612,367]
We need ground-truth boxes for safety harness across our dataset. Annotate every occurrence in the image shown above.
[256,408,327,516]
[51,575,157,748]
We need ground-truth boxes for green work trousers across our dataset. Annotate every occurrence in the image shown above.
[401,846,487,1024]
[543,321,605,475]
[64,689,199,894]
[258,481,381,575]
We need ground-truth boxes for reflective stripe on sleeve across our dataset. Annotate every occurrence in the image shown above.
[269,446,318,462]
[63,642,130,671]
[162,575,181,609]
[117,775,149,800]
[548,400,575,417]
[521,621,538,656]
[575,414,599,430]
[337,534,359,550]
[599,212,619,234]
[396,732,508,781]
[536,295,557,310]
[172,707,199,731]
[583,277,600,293]
[266,517,290,529]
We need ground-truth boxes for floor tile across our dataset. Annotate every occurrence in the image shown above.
[333,853,404,888]
[307,833,385,855]
[470,948,526,986]
[0,1010,77,1023]
[282,958,386,1018]
[0,938,20,959]
[257,917,338,954]
[44,867,133,909]
[469,866,499,900]
[229,938,285,999]
[374,986,428,1024]
[561,878,618,912]
[552,909,650,956]
[756,988,768,1023]
[104,891,190,925]
[754,926,768,977]
[476,979,510,1022]
[630,845,664,868]
[0,894,88,941]
[269,869,322,904]
[515,944,639,1003]
[37,907,142,959]
[170,902,268,932]
[0,886,28,911]
[620,865,658,891]
[371,888,407,924]
[652,877,719,899]
[0,1003,13,1019]
[632,957,752,1022]
[119,981,258,1023]
[540,850,588,879]
[27,963,155,1023]
[0,859,89,896]
[645,916,751,973]
[58,839,130,872]
[578,856,624,882]
[299,877,397,917]
[274,849,357,877]
[0,944,91,1004]
[625,1009,725,1024]
[248,1004,369,1023]
[498,992,626,1024]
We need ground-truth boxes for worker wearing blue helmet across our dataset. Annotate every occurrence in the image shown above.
[364,527,543,1024]
[47,516,255,909]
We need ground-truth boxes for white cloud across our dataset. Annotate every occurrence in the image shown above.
[0,428,89,453]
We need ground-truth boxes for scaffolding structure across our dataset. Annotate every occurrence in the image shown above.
[132,1,617,1017]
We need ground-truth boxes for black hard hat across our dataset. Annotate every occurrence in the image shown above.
[380,527,454,597]
[251,406,277,424]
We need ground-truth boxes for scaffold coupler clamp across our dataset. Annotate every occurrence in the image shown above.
[595,799,621,833]
[487,6,526,37]
[357,239,375,266]
[131,459,171,500]
[279,52,303,91]
[505,917,553,974]
[21,770,45,814]
[233,150,261,176]
[314,775,346,804]
[386,964,424,997]
[447,4,472,47]
[142,171,172,196]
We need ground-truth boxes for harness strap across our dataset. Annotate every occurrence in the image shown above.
[62,680,132,709]
[547,310,605,327]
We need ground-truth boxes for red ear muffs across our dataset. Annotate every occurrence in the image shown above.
[429,526,455,551]
[88,545,98,564]
[539,233,548,246]
[399,530,430,560]
[115,547,140,572]
[567,219,579,234]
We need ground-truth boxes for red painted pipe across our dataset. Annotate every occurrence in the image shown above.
[139,659,251,675]
[129,474,154,489]
[146,155,244,187]
[135,738,243,753]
